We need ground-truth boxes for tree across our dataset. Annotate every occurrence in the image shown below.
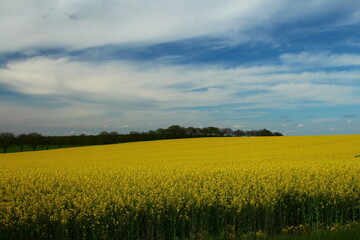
[148,130,158,140]
[256,129,274,136]
[98,131,112,144]
[220,128,233,137]
[2,125,283,154]
[40,135,51,150]
[156,128,166,139]
[233,129,245,137]
[78,134,90,146]
[68,135,77,147]
[27,132,42,151]
[109,131,120,143]
[186,127,201,137]
[16,134,28,152]
[165,125,186,138]
[0,132,15,153]
[246,130,257,137]
[53,136,65,148]
[202,127,221,137]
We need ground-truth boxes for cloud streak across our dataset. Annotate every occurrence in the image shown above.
[1,0,360,52]
[280,52,360,68]
[1,52,359,115]
[343,114,360,118]
[2,1,360,135]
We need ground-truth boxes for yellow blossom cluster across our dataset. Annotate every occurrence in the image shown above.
[1,135,360,239]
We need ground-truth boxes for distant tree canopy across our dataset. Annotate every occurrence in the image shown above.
[0,125,282,153]
[0,132,15,153]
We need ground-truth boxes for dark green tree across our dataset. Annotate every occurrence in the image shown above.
[16,134,28,152]
[0,132,15,153]
[28,132,42,151]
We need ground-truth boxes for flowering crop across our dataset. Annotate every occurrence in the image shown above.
[1,135,360,239]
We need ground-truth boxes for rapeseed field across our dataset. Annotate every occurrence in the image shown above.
[1,135,360,239]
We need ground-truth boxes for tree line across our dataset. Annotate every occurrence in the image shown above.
[0,125,282,153]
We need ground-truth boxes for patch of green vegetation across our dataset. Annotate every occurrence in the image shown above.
[188,222,360,240]
[265,224,360,240]
[0,144,78,153]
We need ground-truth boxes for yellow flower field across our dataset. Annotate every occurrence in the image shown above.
[1,135,360,239]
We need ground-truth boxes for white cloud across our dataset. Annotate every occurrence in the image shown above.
[1,53,360,133]
[0,100,211,134]
[2,0,360,135]
[328,127,342,131]
[297,124,305,127]
[1,0,357,52]
[337,9,360,26]
[1,56,360,112]
[269,83,360,106]
[0,0,283,52]
[280,52,360,67]
[233,124,244,128]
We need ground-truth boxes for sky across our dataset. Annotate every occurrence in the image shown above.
[1,0,360,136]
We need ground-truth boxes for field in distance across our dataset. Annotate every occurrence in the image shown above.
[1,135,360,239]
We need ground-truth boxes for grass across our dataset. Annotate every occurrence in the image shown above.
[265,223,360,240]
[191,222,360,239]
[0,144,80,153]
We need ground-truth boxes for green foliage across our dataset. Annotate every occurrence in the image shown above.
[0,126,283,154]
[0,145,77,153]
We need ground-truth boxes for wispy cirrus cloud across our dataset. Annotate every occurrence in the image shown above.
[0,0,281,52]
[1,0,360,52]
[1,53,359,114]
[2,1,360,135]
[343,114,360,118]
[280,52,360,68]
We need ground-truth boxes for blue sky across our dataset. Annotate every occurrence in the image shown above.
[1,0,360,136]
